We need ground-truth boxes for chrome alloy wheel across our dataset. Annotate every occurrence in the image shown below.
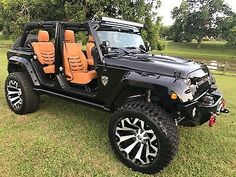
[6,79,23,110]
[115,117,159,165]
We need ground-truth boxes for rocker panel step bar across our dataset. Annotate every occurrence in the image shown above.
[34,88,110,112]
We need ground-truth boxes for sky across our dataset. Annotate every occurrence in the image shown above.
[159,0,236,26]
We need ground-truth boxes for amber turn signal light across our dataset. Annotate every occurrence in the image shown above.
[170,92,178,100]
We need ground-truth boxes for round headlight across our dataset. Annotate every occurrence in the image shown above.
[170,92,178,100]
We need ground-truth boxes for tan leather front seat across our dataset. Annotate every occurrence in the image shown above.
[32,30,55,74]
[86,35,95,65]
[63,30,97,85]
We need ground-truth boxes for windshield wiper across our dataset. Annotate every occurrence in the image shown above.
[111,47,130,55]
[125,46,146,54]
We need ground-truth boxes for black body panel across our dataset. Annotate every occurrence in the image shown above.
[104,54,202,79]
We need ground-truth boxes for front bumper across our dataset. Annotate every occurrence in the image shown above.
[178,89,226,126]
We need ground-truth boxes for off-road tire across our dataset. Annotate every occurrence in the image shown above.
[109,100,179,174]
[12,35,37,50]
[5,72,40,114]
[12,37,21,50]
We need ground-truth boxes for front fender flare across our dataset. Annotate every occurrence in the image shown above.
[106,71,193,108]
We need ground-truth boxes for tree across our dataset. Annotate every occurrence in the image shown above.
[65,0,164,50]
[0,0,162,42]
[0,0,66,38]
[226,26,236,47]
[0,0,3,31]
[171,1,192,42]
[220,14,236,47]
[142,15,165,50]
[171,0,233,48]
[219,14,236,38]
[160,25,171,39]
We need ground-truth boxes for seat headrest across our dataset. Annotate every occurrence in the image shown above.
[64,30,75,43]
[38,30,50,42]
[88,35,94,43]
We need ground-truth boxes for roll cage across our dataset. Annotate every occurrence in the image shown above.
[8,18,147,111]
[17,18,144,72]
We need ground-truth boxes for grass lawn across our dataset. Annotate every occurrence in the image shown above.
[0,37,236,176]
[0,33,12,48]
[153,41,236,63]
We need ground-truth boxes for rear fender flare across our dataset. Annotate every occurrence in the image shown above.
[8,56,40,86]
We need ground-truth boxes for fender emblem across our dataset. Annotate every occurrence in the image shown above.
[101,76,109,86]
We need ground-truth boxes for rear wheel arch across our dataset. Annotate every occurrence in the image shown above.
[8,58,40,86]
[8,62,26,73]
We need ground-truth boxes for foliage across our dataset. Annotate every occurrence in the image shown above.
[0,1,3,31]
[170,1,193,43]
[160,25,171,39]
[0,0,66,38]
[143,16,165,50]
[226,26,236,47]
[220,15,236,38]
[0,0,162,47]
[219,14,236,47]
[155,40,166,51]
[171,0,233,48]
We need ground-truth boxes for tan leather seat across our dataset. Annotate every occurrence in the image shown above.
[32,30,55,74]
[86,35,95,65]
[63,30,97,85]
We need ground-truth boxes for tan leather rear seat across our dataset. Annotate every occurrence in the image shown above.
[32,30,55,74]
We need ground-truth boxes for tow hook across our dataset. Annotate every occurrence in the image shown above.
[221,108,229,114]
[209,114,216,127]
[220,99,230,114]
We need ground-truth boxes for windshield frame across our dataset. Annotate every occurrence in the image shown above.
[88,19,145,61]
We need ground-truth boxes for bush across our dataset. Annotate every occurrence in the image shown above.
[152,40,166,51]
[226,26,236,48]
[155,40,166,51]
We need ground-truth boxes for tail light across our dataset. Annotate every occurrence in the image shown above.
[209,114,216,127]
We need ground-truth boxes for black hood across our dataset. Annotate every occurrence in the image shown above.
[105,54,203,79]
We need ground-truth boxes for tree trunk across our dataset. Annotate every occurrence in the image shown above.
[197,38,202,48]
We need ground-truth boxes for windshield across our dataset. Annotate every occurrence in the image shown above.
[97,31,145,48]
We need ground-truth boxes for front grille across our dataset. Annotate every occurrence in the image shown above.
[191,74,208,85]
[193,81,210,99]
[189,71,210,99]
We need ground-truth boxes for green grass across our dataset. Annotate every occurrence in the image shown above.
[153,41,236,63]
[0,36,236,177]
[0,33,13,48]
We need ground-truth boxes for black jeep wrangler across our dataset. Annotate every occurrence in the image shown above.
[5,17,229,174]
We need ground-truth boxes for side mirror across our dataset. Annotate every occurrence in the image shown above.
[101,41,111,54]
[144,41,151,52]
